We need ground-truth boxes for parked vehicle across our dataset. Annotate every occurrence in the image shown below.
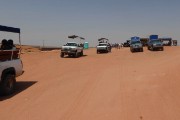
[147,40,164,51]
[61,42,83,58]
[123,40,130,47]
[0,25,24,95]
[130,40,143,52]
[97,43,111,53]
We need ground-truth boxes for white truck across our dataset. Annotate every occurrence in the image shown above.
[0,25,24,95]
[61,42,84,58]
[97,43,111,54]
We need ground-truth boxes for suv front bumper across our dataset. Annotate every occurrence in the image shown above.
[61,50,77,54]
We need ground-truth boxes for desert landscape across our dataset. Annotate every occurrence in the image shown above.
[1,46,180,120]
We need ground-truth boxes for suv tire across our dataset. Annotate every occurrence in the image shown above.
[61,53,64,58]
[74,52,79,58]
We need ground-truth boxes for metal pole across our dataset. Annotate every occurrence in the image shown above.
[43,40,44,48]
[19,33,21,58]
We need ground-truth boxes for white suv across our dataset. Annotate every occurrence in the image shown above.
[61,42,84,58]
[97,43,111,54]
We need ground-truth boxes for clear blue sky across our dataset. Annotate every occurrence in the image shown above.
[0,0,180,47]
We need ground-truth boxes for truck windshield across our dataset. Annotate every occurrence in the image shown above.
[66,43,77,46]
[131,41,141,44]
[152,40,162,44]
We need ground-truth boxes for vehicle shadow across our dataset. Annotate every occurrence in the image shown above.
[0,81,37,101]
[62,55,87,58]
[97,52,109,54]
[81,55,87,57]
[148,50,164,52]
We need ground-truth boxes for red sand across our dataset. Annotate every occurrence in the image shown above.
[1,46,180,120]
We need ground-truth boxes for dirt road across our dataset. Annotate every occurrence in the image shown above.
[1,46,180,120]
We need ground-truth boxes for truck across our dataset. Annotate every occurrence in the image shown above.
[130,37,143,52]
[147,39,164,51]
[61,42,84,58]
[0,25,24,95]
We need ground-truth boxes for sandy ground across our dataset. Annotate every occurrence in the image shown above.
[1,46,180,120]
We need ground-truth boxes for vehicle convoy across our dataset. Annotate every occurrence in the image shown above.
[147,39,164,51]
[61,42,83,58]
[97,43,111,54]
[0,25,23,95]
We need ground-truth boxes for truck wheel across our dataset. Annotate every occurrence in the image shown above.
[97,50,99,54]
[61,53,64,58]
[147,46,150,50]
[151,46,154,51]
[161,47,164,51]
[0,74,16,95]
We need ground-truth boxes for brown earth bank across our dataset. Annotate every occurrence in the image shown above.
[1,46,180,120]
[17,45,60,53]
[17,45,41,53]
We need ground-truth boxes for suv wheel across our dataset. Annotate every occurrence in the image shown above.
[61,53,64,58]
[0,74,16,95]
[74,52,79,58]
[161,47,164,51]
[131,49,134,53]
[106,49,109,53]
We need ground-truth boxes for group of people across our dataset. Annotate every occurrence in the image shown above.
[1,39,16,50]
[112,43,124,49]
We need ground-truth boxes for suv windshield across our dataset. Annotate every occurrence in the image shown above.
[152,40,162,44]
[131,41,141,44]
[66,43,77,46]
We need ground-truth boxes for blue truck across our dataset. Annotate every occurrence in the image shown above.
[130,37,143,52]
[148,35,164,51]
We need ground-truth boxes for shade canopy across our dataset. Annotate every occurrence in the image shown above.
[98,38,109,41]
[0,25,20,33]
[79,37,85,40]
[68,35,85,40]
[68,35,78,39]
